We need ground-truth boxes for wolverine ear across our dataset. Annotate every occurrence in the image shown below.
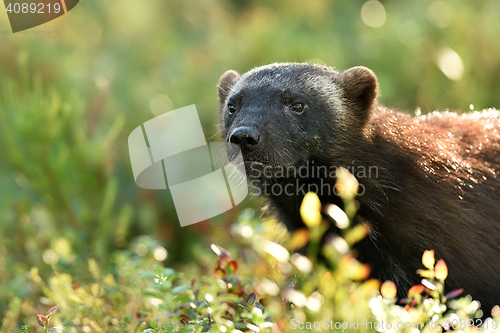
[338,66,378,123]
[218,70,240,105]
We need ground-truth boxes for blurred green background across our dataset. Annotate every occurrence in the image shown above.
[1,0,499,326]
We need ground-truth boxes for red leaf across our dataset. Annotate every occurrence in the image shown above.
[180,316,189,325]
[408,284,425,297]
[227,260,239,274]
[46,304,59,317]
[36,315,47,327]
[214,268,225,277]
[444,288,463,300]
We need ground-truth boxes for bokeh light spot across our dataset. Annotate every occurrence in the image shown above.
[153,247,168,261]
[42,249,59,265]
[135,243,148,256]
[437,47,464,80]
[240,225,253,238]
[361,1,386,28]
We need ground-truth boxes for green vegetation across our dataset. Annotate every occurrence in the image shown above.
[1,167,492,332]
[1,0,499,331]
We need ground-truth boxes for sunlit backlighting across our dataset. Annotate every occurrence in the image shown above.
[290,253,313,273]
[211,244,221,256]
[469,300,479,312]
[421,279,436,290]
[434,259,448,281]
[153,247,168,261]
[247,323,260,332]
[492,305,500,316]
[422,249,435,269]
[255,279,280,296]
[261,240,290,262]
[240,225,253,238]
[300,192,322,227]
[437,47,464,81]
[361,1,386,28]
[330,235,349,255]
[306,296,321,312]
[284,289,307,307]
[253,307,263,316]
[380,280,397,298]
[326,204,350,229]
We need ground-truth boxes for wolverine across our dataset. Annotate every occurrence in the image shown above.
[217,62,500,314]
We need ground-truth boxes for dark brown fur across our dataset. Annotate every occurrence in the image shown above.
[360,109,500,310]
[217,62,500,314]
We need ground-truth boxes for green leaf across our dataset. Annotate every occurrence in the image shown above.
[150,318,158,330]
[215,294,240,303]
[171,284,190,295]
[163,268,176,277]
[142,290,164,299]
[343,224,369,246]
[140,271,159,279]
[173,293,193,303]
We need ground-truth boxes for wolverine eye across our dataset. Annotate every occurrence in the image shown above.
[227,104,236,114]
[290,102,305,113]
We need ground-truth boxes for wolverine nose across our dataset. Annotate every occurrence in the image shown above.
[229,126,260,148]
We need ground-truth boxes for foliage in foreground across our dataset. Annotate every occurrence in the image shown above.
[3,169,498,333]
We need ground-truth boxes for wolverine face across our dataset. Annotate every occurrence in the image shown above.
[217,63,378,177]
